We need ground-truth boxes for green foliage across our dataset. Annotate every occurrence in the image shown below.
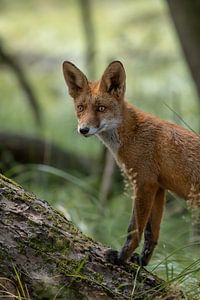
[0,0,200,298]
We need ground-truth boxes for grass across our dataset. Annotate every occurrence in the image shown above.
[0,265,30,300]
[0,0,200,298]
[13,265,27,299]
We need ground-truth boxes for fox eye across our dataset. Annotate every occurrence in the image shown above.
[77,105,84,112]
[97,106,106,112]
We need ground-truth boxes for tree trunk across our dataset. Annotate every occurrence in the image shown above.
[166,0,200,101]
[79,0,96,79]
[0,174,183,299]
[0,40,41,126]
[166,1,200,240]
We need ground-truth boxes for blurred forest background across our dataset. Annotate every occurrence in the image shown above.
[0,0,200,298]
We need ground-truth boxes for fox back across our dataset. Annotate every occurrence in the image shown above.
[63,60,200,266]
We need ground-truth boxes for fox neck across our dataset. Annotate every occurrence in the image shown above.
[97,101,138,158]
[97,128,120,157]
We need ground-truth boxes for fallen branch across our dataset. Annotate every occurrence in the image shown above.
[0,132,94,174]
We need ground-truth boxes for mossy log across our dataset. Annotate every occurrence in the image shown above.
[0,174,183,299]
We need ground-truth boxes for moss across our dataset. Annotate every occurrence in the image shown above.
[46,213,54,221]
[20,191,35,202]
[33,281,85,300]
[49,231,71,253]
[94,272,104,285]
[17,242,27,255]
[27,230,71,255]
[17,233,71,257]
[58,259,84,275]
[0,173,22,188]
[57,257,105,294]
[32,203,46,213]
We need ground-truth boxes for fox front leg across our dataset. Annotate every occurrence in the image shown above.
[137,188,165,266]
[106,181,158,266]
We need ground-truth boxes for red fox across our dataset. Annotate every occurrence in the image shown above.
[63,60,200,266]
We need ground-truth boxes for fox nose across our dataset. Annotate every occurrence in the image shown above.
[79,127,90,135]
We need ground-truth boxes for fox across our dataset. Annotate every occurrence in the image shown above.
[62,60,200,266]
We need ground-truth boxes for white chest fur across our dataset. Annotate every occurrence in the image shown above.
[97,129,120,157]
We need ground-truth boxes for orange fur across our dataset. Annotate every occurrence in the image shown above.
[63,60,200,266]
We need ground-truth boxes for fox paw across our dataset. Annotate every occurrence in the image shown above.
[130,253,147,266]
[105,249,124,265]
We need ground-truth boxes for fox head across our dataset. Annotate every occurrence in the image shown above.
[63,61,126,137]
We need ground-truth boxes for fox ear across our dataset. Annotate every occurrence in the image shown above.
[63,61,88,98]
[100,61,126,99]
